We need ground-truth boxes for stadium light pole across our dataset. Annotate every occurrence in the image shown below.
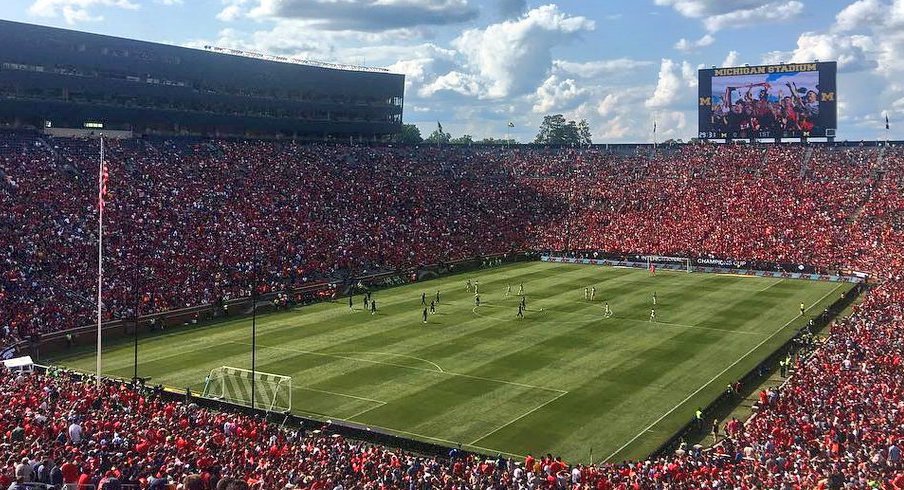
[251,251,258,410]
[132,241,141,382]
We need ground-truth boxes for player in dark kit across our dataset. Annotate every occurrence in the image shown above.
[364,295,369,309]
[348,294,353,309]
[435,290,440,304]
[517,304,524,319]
[475,294,480,307]
[429,300,436,314]
[422,292,426,305]
[370,300,376,315]
[422,307,428,324]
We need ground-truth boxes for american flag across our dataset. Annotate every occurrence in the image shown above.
[99,163,109,211]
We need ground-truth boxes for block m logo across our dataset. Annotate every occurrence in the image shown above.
[699,97,712,106]
[821,92,835,101]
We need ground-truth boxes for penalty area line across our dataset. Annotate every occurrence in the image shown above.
[603,282,844,463]
[228,341,566,395]
[468,390,569,446]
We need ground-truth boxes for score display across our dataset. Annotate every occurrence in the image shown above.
[698,62,837,139]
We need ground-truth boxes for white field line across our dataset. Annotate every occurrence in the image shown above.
[345,402,388,421]
[603,282,844,462]
[617,318,765,336]
[330,350,445,373]
[757,279,784,292]
[293,385,386,404]
[468,390,569,445]
[228,341,566,394]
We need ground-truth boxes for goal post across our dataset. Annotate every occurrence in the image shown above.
[645,255,692,273]
[201,366,292,413]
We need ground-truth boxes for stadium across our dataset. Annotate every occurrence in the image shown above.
[1,3,903,490]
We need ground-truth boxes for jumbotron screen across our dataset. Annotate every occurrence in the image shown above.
[698,61,837,139]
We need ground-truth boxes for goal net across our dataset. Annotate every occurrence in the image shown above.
[645,255,692,273]
[201,366,292,412]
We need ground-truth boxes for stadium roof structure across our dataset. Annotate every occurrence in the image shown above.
[0,20,405,139]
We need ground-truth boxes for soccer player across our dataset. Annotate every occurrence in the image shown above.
[371,300,376,315]
[652,291,657,306]
[421,292,426,305]
[348,294,353,310]
[604,303,613,318]
[422,307,428,324]
[591,286,596,301]
[650,308,656,322]
[505,284,512,297]
[474,280,479,294]
[435,290,440,304]
[520,296,526,310]
[430,300,436,314]
[650,264,656,276]
[518,283,524,296]
[466,279,472,292]
[583,287,589,300]
[475,294,481,307]
[364,295,369,309]
[517,304,524,319]
[799,302,805,316]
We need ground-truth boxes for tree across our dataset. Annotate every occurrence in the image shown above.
[534,114,589,145]
[425,129,451,144]
[396,124,423,144]
[577,119,592,146]
[450,134,474,145]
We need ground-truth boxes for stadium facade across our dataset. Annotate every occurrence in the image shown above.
[0,20,405,138]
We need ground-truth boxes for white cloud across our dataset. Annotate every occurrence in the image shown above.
[653,0,772,18]
[834,0,886,31]
[217,5,243,21]
[596,93,620,117]
[553,58,654,77]
[704,1,804,32]
[449,4,595,98]
[247,0,478,31]
[419,71,481,97]
[28,0,139,24]
[761,32,877,72]
[646,58,696,109]
[674,34,715,52]
[531,75,584,113]
[655,0,804,32]
[722,50,740,67]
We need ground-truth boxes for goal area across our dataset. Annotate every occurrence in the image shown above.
[201,366,292,412]
[645,255,692,273]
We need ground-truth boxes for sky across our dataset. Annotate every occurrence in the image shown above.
[1,0,902,142]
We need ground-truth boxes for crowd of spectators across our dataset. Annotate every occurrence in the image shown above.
[2,277,903,488]
[2,132,904,487]
[4,135,899,346]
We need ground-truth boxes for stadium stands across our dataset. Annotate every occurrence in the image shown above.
[2,132,904,487]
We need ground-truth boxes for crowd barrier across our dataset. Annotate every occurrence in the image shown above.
[540,255,865,283]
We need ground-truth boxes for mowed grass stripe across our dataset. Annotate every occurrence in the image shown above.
[47,263,852,462]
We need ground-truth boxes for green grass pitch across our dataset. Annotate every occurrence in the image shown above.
[48,261,851,462]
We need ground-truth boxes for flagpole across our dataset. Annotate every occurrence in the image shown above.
[96,135,104,388]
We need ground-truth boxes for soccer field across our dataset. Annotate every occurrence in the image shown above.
[48,261,850,462]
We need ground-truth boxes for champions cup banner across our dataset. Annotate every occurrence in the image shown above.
[541,256,863,284]
[698,61,837,139]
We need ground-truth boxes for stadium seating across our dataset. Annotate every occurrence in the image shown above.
[3,132,904,488]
